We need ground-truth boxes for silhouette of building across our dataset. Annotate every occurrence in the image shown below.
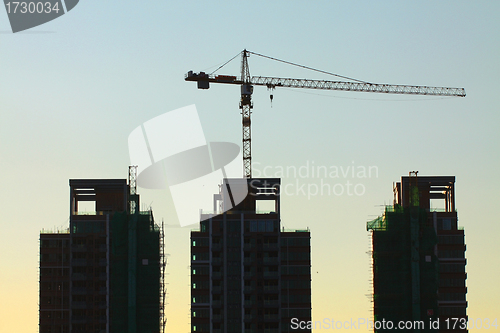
[191,178,311,333]
[367,174,467,332]
[39,172,166,333]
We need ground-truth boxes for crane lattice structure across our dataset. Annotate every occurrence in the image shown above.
[186,50,466,178]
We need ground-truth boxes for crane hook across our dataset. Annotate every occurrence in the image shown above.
[267,84,275,108]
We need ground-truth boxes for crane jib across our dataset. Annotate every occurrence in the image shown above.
[185,72,465,97]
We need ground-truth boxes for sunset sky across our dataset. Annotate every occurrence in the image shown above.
[1,1,499,332]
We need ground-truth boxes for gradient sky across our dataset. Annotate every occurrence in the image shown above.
[1,1,499,332]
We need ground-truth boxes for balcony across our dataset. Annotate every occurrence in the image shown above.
[71,316,87,324]
[264,329,279,333]
[263,257,279,264]
[263,285,279,292]
[71,287,87,295]
[264,314,279,320]
[71,273,86,281]
[71,301,87,309]
[262,243,279,250]
[72,259,87,266]
[71,245,87,252]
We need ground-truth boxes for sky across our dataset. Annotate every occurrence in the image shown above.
[1,1,499,332]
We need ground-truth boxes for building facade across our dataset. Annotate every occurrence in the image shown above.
[191,178,311,333]
[39,176,165,333]
[367,174,467,332]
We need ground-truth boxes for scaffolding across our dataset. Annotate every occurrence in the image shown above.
[110,209,162,333]
[160,219,167,333]
[367,205,438,332]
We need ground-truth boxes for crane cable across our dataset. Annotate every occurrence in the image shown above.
[209,51,241,76]
[248,50,371,84]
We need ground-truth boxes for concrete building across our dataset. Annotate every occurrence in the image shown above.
[367,174,467,332]
[39,174,166,333]
[191,178,311,333]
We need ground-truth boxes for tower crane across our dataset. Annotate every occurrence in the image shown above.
[185,50,466,178]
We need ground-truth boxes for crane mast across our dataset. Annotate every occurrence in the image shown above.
[240,50,253,178]
[185,50,466,178]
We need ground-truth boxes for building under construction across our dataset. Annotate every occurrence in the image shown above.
[367,174,467,332]
[191,178,311,333]
[39,170,166,333]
